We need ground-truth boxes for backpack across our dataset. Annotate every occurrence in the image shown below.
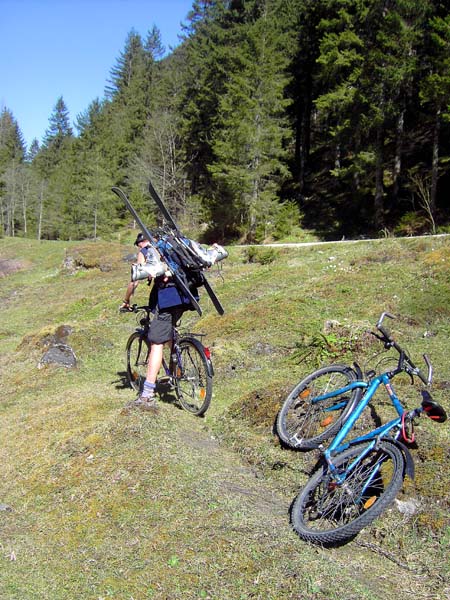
[155,231,228,287]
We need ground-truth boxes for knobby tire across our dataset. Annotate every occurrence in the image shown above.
[276,364,362,450]
[175,338,212,416]
[291,440,405,545]
[126,331,150,392]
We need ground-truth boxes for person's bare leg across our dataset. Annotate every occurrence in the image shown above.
[147,343,164,384]
[138,343,164,409]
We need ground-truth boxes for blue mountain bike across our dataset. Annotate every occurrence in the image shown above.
[287,312,447,545]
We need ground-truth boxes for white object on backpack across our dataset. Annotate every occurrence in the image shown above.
[131,247,166,281]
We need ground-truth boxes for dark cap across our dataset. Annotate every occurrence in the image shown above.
[134,232,147,246]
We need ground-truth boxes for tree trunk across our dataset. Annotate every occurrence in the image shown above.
[93,205,98,241]
[430,106,440,217]
[38,181,45,241]
[392,109,405,204]
[295,81,312,193]
[21,176,28,235]
[374,125,384,227]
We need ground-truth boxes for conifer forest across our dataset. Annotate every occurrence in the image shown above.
[1,0,450,244]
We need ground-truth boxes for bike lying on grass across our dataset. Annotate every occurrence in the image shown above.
[280,312,447,545]
[124,304,213,416]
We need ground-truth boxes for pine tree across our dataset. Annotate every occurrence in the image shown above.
[31,97,75,238]
[103,29,162,185]
[42,96,73,149]
[144,25,165,60]
[209,0,292,241]
[180,0,231,197]
[27,139,40,162]
[287,0,327,194]
[359,0,430,225]
[0,107,26,236]
[419,10,450,220]
[0,107,25,168]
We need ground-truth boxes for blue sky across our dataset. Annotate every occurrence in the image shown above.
[0,0,194,148]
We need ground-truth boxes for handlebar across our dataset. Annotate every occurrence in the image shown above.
[124,304,149,313]
[372,312,432,385]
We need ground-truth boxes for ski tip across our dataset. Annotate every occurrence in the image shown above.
[111,186,126,199]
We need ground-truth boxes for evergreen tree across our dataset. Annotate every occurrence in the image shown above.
[42,96,73,150]
[144,25,166,60]
[103,29,162,185]
[32,97,75,238]
[27,139,40,162]
[180,0,232,196]
[3,0,449,242]
[209,0,292,241]
[304,0,433,233]
[0,107,25,167]
[419,10,450,219]
[75,98,104,138]
[128,38,198,233]
[287,0,327,194]
[360,0,430,225]
[0,107,26,236]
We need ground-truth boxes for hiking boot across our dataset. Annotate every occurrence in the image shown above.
[134,394,159,413]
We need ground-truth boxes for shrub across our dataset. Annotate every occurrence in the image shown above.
[243,246,277,265]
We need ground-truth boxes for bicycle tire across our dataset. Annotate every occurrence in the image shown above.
[126,331,150,392]
[276,364,362,450]
[174,338,212,416]
[291,440,405,545]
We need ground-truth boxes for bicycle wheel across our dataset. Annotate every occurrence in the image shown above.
[126,332,150,392]
[276,364,362,450]
[291,440,405,545]
[174,338,212,416]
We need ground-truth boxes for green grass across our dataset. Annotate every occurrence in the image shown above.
[1,235,449,599]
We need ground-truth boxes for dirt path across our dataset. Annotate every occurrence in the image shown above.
[237,232,449,249]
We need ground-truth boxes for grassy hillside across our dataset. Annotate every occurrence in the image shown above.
[1,235,449,600]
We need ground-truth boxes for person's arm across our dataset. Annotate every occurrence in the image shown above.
[120,249,147,310]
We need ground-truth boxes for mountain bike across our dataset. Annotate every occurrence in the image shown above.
[125,305,213,416]
[289,312,447,545]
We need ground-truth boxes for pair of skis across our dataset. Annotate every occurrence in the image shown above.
[112,182,224,316]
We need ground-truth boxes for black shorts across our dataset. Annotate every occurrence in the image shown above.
[148,308,183,344]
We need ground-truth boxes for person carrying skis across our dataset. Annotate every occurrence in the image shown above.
[121,231,226,412]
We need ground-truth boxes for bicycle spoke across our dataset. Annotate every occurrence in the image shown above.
[292,442,405,543]
[175,339,212,416]
[278,365,361,449]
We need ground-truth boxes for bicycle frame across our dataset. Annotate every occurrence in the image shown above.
[132,308,213,382]
[314,373,412,483]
